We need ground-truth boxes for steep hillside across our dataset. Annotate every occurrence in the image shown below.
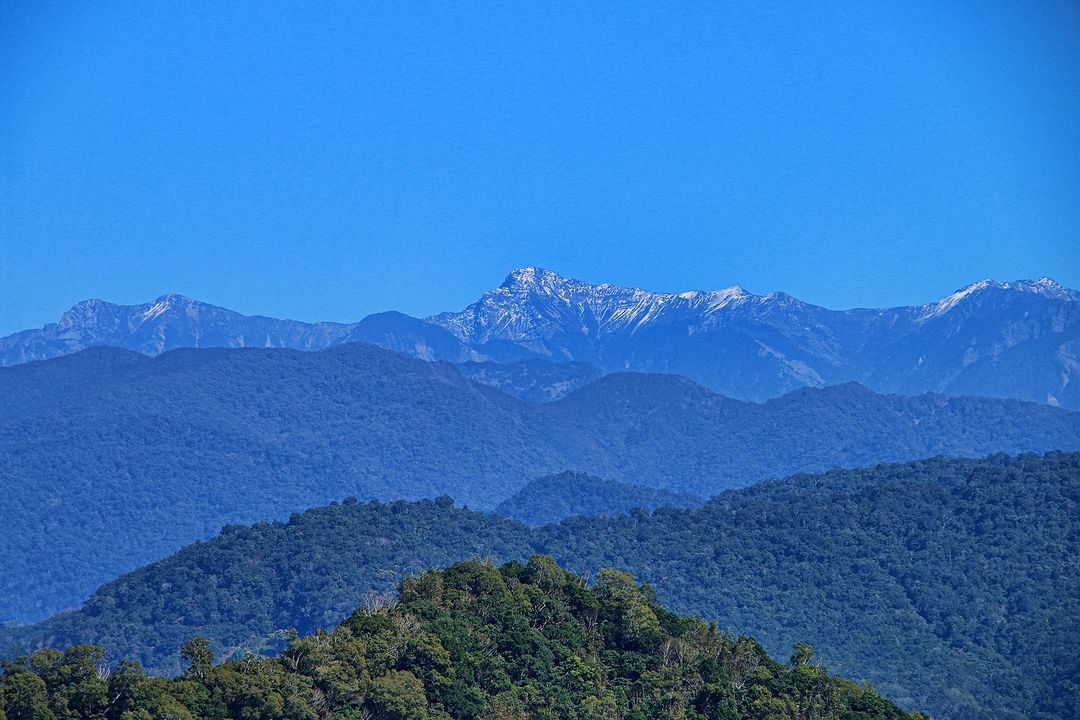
[0,558,921,720]
[6,453,1075,720]
[494,471,702,525]
[3,345,1079,624]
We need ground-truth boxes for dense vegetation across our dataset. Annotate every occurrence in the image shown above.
[0,557,922,720]
[3,344,1079,624]
[5,453,1075,719]
[494,472,702,526]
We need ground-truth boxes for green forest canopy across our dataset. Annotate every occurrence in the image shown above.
[4,453,1075,720]
[0,556,924,720]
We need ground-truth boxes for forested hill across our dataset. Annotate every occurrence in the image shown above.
[494,471,703,525]
[5,453,1075,720]
[0,558,923,720]
[4,343,1080,625]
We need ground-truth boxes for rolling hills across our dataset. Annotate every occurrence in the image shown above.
[5,453,1073,719]
[3,343,1079,624]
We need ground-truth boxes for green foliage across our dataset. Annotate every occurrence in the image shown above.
[178,640,212,683]
[1,670,55,720]
[2,498,533,676]
[1,558,922,720]
[3,344,1079,623]
[3,453,1077,719]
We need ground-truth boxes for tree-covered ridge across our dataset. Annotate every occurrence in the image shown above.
[4,453,1075,719]
[494,471,702,526]
[4,343,1079,624]
[0,557,923,720]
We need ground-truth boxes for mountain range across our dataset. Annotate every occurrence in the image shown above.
[3,268,1079,407]
[3,342,1079,625]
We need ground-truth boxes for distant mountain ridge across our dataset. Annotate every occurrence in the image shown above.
[4,268,1079,406]
[431,268,1080,406]
[0,295,477,366]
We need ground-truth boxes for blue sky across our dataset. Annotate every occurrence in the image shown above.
[2,0,1078,335]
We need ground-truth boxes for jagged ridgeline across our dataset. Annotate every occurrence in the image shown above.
[0,556,923,720]
[5,268,1080,409]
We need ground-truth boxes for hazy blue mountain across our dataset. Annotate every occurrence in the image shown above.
[5,453,1074,720]
[0,294,358,364]
[341,310,478,363]
[4,269,1079,406]
[2,343,1078,625]
[493,470,703,525]
[0,296,472,370]
[456,358,602,401]
[431,268,1080,407]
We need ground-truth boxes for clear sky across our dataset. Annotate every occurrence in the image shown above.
[2,1,1078,335]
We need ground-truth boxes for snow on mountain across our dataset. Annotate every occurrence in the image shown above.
[2,268,1078,407]
[0,295,358,366]
[917,277,1080,320]
[428,268,1080,406]
[428,266,761,346]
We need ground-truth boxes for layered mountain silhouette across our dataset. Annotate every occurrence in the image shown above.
[2,342,1079,625]
[4,268,1079,406]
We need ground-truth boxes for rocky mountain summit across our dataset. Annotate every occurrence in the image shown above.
[430,268,1080,406]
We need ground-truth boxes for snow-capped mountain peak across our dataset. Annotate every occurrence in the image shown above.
[919,276,1079,319]
[139,294,196,322]
[500,266,565,290]
[3,268,1077,408]
[430,267,762,344]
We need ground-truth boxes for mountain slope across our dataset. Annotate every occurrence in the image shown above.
[456,358,602,402]
[0,557,922,720]
[0,344,550,625]
[3,344,1079,624]
[493,471,703,525]
[6,453,1073,719]
[542,373,1080,496]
